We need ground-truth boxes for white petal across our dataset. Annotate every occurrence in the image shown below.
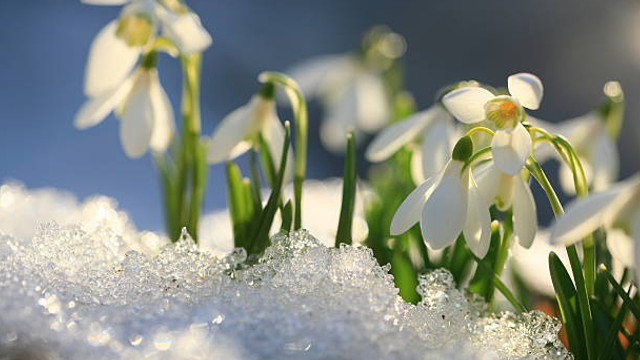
[321,87,359,153]
[558,154,593,195]
[512,175,537,248]
[633,213,640,280]
[421,162,468,250]
[591,133,619,191]
[365,106,439,162]
[85,21,140,97]
[463,174,492,258]
[355,72,389,132]
[475,162,514,210]
[285,55,356,100]
[418,113,456,180]
[390,174,440,235]
[74,76,134,129]
[442,87,495,124]
[119,75,154,158]
[148,72,174,153]
[410,145,426,185]
[508,73,543,110]
[81,0,129,4]
[158,9,212,54]
[491,123,532,176]
[550,186,626,245]
[207,97,259,163]
[606,229,635,268]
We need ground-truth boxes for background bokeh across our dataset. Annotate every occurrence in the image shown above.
[1,0,639,231]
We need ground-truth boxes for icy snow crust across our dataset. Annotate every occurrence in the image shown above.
[0,183,571,359]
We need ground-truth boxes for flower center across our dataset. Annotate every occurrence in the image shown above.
[484,96,523,130]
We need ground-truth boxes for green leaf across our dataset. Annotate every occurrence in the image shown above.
[280,200,293,232]
[248,122,291,255]
[336,132,357,247]
[595,296,627,360]
[549,251,586,360]
[225,162,252,250]
[471,252,527,313]
[602,268,640,322]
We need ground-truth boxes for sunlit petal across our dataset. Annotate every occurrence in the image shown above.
[119,76,154,158]
[207,98,258,163]
[507,73,543,110]
[591,133,619,191]
[148,71,174,153]
[366,106,438,162]
[421,162,468,250]
[442,87,494,124]
[74,76,134,129]
[550,186,626,245]
[321,87,358,152]
[390,174,440,236]
[463,174,491,258]
[419,113,456,181]
[606,229,634,268]
[85,21,140,97]
[158,9,212,54]
[491,123,531,176]
[512,175,537,248]
[355,72,389,132]
[286,55,356,99]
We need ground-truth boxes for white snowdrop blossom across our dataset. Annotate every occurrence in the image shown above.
[550,175,640,277]
[390,137,492,258]
[366,105,460,184]
[475,161,537,248]
[532,82,623,194]
[287,54,390,152]
[82,0,212,98]
[206,86,292,176]
[74,67,175,158]
[443,73,543,176]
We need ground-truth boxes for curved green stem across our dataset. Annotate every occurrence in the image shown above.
[464,126,495,138]
[258,72,308,230]
[527,157,596,360]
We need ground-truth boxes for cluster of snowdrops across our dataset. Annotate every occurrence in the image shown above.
[74,0,639,358]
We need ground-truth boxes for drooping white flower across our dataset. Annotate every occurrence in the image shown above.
[443,73,543,176]
[206,86,293,176]
[475,161,537,248]
[366,105,460,184]
[75,67,175,158]
[82,0,212,97]
[550,175,640,277]
[532,82,623,194]
[390,137,492,258]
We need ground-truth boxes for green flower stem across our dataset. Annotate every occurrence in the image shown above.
[471,252,527,313]
[527,157,596,360]
[258,72,308,230]
[177,53,207,242]
[464,126,495,138]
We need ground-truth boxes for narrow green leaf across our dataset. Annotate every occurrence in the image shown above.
[257,134,277,187]
[602,268,640,322]
[336,132,357,247]
[248,122,291,255]
[471,253,527,313]
[549,252,586,360]
[280,200,293,232]
[596,296,628,360]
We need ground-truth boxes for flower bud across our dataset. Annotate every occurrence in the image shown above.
[484,95,523,130]
[116,13,154,47]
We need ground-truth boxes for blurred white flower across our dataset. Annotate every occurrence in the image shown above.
[366,105,459,184]
[390,140,492,258]
[198,179,370,256]
[550,175,640,277]
[443,73,543,176]
[287,54,390,152]
[75,67,175,158]
[532,81,623,194]
[475,161,537,248]
[206,87,293,177]
[82,0,212,97]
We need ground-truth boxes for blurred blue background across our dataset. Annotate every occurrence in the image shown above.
[1,0,640,231]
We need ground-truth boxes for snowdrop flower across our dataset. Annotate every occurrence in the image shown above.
[550,175,640,277]
[390,137,492,258]
[207,84,292,175]
[82,0,212,97]
[443,73,543,176]
[286,26,405,152]
[366,105,460,184]
[74,65,174,158]
[533,81,624,194]
[475,161,537,248]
